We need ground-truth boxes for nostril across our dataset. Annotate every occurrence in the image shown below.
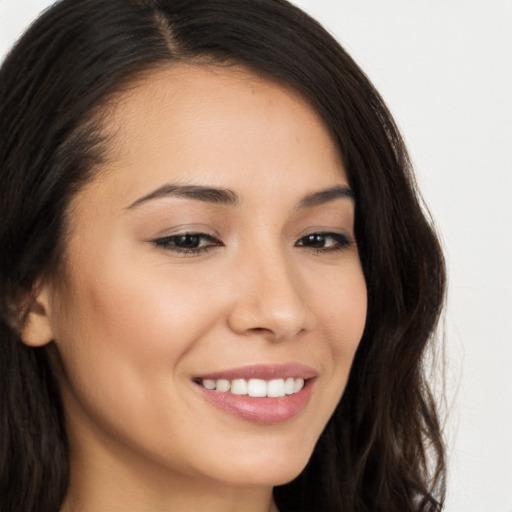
[226,282,314,340]
[250,327,271,334]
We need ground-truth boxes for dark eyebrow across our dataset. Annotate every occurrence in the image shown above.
[127,183,353,210]
[296,185,355,209]
[127,184,239,209]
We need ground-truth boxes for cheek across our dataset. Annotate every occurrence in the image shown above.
[311,262,367,413]
[54,263,215,367]
[297,257,366,363]
[50,249,221,416]
[49,255,227,467]
[311,261,367,353]
[333,275,367,354]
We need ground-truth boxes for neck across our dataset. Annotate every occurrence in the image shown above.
[62,485,277,512]
[61,432,278,512]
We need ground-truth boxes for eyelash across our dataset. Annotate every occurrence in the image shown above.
[153,233,222,255]
[295,232,352,253]
[152,231,353,256]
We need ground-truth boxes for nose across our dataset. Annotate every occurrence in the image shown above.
[227,248,316,342]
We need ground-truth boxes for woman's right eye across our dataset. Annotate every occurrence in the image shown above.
[152,233,222,255]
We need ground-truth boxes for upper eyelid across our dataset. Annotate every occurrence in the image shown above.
[152,228,219,240]
[151,233,221,256]
[154,232,220,243]
[161,232,216,239]
[152,229,352,240]
[296,230,353,241]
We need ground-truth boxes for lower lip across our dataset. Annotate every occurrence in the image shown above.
[194,380,314,424]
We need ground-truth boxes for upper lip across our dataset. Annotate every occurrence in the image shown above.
[193,363,317,381]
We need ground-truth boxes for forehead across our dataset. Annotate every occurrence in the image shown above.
[101,63,341,166]
[74,63,347,213]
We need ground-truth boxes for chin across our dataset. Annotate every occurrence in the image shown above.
[204,445,313,488]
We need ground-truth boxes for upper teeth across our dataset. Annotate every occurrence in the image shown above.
[200,377,305,398]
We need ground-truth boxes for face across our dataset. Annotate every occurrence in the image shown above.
[37,65,367,489]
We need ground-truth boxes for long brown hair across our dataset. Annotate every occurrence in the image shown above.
[0,1,445,510]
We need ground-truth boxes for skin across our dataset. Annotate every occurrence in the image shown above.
[23,65,367,512]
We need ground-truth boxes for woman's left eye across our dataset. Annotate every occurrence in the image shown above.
[295,232,352,252]
[152,233,222,255]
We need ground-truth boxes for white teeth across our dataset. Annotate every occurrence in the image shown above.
[199,377,307,397]
[284,377,295,395]
[202,379,216,390]
[267,379,285,398]
[216,379,231,392]
[247,378,267,397]
[293,378,304,393]
[230,379,248,395]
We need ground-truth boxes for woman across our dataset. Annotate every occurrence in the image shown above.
[0,0,446,511]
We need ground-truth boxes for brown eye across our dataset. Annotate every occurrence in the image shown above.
[153,233,222,255]
[296,232,351,252]
[172,234,202,249]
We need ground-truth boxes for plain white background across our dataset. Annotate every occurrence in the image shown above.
[1,1,511,510]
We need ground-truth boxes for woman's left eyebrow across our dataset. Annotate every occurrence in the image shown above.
[296,185,355,209]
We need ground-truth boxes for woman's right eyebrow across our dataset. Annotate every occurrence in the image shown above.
[126,184,239,209]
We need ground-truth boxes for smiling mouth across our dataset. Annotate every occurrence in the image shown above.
[192,363,317,423]
[194,377,306,398]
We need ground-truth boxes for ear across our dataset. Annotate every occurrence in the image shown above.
[19,283,55,347]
